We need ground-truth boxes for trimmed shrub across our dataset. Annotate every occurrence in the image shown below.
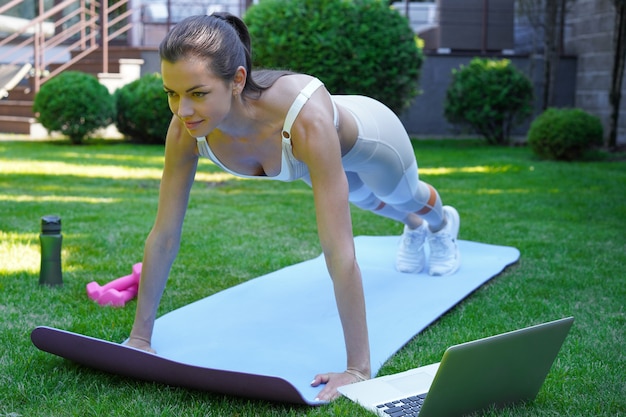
[244,0,423,114]
[33,71,115,144]
[114,73,171,144]
[444,58,534,145]
[527,107,603,161]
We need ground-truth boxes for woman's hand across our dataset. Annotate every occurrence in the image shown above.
[125,336,157,354]
[311,368,370,401]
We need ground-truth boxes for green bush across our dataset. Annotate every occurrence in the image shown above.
[244,0,423,114]
[114,73,171,144]
[527,107,603,160]
[33,71,115,144]
[444,58,534,145]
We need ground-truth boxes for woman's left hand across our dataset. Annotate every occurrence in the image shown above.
[310,369,369,402]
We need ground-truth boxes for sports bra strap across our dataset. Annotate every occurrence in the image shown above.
[196,136,211,158]
[281,78,324,140]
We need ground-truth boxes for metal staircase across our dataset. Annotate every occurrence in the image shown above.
[0,0,134,135]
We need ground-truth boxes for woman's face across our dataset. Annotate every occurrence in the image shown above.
[162,57,234,138]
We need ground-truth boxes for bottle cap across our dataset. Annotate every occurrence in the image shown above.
[41,215,62,234]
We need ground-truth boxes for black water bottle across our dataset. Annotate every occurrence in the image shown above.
[39,215,63,286]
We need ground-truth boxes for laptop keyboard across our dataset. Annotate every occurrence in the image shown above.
[375,394,427,417]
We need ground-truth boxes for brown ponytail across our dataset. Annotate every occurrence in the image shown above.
[159,13,291,99]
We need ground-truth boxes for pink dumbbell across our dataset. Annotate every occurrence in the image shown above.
[86,263,142,307]
[96,284,139,307]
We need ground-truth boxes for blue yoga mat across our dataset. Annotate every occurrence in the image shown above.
[148,236,519,404]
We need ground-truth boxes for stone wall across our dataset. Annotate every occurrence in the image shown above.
[565,0,625,144]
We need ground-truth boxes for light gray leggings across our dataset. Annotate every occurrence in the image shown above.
[302,95,444,229]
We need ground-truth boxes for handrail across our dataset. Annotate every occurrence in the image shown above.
[0,0,132,94]
[101,0,132,73]
[0,0,25,15]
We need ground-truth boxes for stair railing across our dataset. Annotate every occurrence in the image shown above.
[0,0,132,93]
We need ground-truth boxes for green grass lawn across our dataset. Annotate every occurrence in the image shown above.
[1,138,624,416]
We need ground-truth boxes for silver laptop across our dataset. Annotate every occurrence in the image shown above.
[338,317,574,417]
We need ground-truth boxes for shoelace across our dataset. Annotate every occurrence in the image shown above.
[403,231,426,248]
[429,233,454,258]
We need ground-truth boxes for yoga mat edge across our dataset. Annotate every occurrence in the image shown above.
[30,326,310,404]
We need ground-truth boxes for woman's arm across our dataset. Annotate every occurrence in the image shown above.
[127,116,199,351]
[292,89,371,400]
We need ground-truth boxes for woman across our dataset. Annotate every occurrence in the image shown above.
[127,12,460,401]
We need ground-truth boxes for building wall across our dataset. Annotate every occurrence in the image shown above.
[565,0,625,144]
[399,53,577,138]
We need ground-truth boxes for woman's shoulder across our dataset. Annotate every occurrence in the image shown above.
[263,73,319,96]
[255,73,322,118]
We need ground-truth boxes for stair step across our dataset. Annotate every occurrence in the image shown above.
[48,61,122,75]
[4,85,35,101]
[0,115,34,134]
[70,46,143,62]
[49,46,144,76]
[0,100,34,118]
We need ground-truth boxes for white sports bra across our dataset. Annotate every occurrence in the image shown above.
[195,78,338,182]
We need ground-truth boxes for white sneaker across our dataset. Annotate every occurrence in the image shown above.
[427,206,461,276]
[396,223,428,273]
